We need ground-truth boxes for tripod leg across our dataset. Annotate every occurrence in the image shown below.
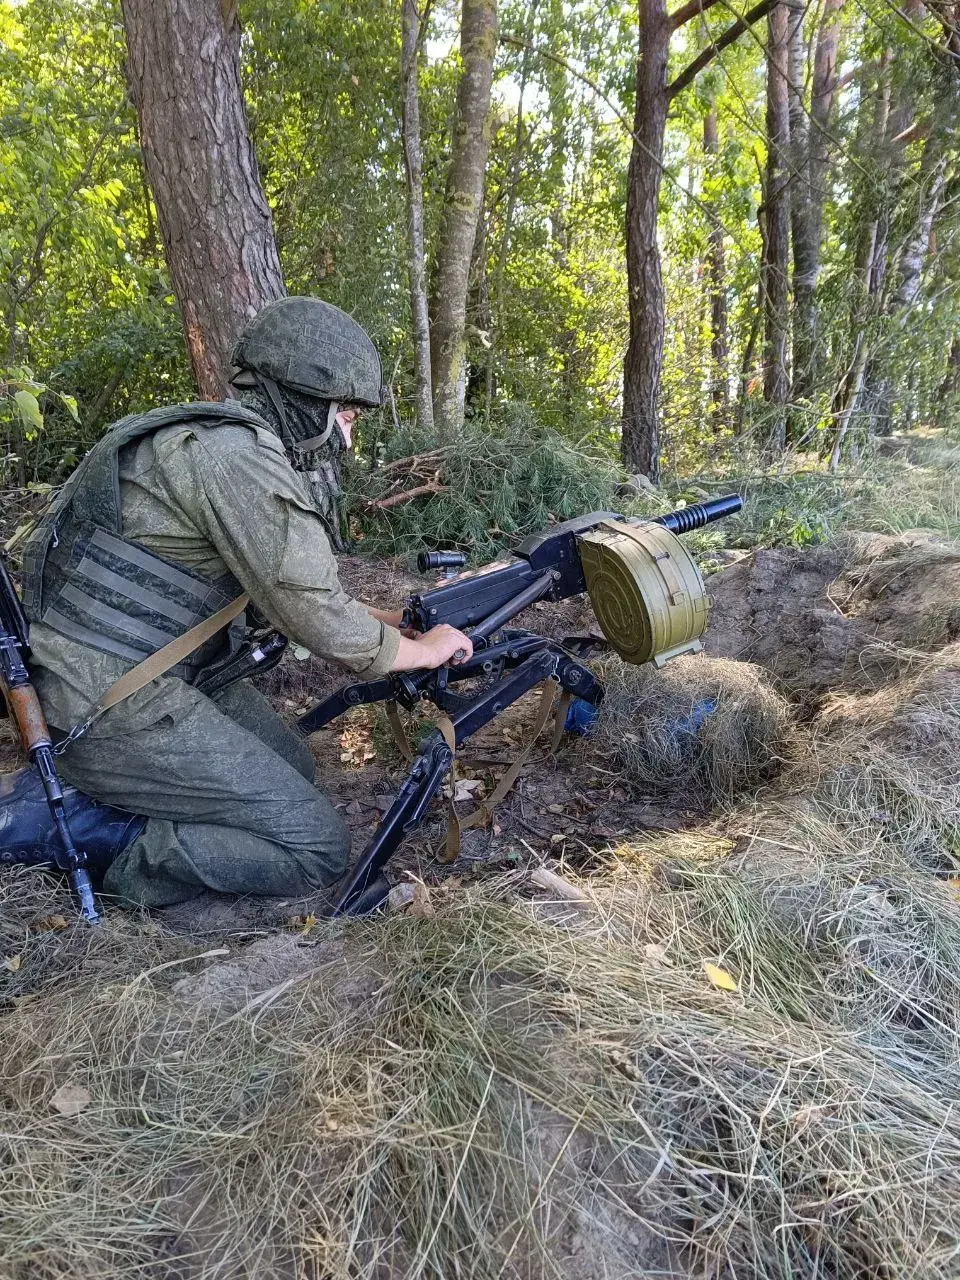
[333,735,453,915]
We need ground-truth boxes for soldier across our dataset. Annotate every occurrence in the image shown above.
[2,297,472,907]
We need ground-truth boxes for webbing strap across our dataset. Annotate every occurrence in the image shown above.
[441,681,568,863]
[63,594,249,743]
[381,683,576,863]
[385,699,414,763]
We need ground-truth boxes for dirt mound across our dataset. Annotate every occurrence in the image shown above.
[704,533,960,701]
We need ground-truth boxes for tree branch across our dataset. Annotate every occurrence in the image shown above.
[669,0,725,31]
[668,0,776,99]
[365,481,449,511]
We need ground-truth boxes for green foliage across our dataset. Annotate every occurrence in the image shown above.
[1,0,959,493]
[0,0,193,484]
[345,403,624,561]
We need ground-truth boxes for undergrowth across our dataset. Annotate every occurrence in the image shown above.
[343,416,958,568]
[344,405,660,562]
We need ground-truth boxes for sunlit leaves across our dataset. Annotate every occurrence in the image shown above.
[13,389,42,435]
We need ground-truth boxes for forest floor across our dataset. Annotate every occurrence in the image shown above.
[1,432,960,1278]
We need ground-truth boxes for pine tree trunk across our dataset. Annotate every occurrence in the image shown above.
[703,103,728,424]
[430,0,498,436]
[762,2,791,455]
[622,0,671,481]
[401,0,434,433]
[120,0,285,400]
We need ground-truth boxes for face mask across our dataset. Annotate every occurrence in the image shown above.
[232,381,349,550]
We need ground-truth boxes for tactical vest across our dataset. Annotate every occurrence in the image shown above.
[21,401,272,681]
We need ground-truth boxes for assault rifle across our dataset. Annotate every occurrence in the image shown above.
[298,494,742,916]
[0,553,99,922]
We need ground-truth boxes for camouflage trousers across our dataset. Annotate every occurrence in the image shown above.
[56,682,350,908]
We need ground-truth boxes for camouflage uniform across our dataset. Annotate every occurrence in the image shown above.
[22,300,400,907]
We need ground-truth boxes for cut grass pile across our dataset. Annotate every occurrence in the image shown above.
[592,653,792,805]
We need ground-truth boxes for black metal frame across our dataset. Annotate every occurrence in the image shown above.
[297,628,603,915]
[297,494,744,917]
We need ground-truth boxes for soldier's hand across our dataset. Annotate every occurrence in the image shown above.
[417,625,473,668]
[390,624,473,672]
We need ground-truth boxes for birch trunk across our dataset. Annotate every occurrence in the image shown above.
[703,103,728,423]
[762,1,791,455]
[430,0,498,435]
[401,0,434,432]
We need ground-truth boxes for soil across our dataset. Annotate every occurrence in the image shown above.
[703,532,960,707]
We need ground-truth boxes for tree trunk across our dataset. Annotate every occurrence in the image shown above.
[120,0,285,400]
[485,38,531,424]
[762,1,790,455]
[786,0,811,409]
[789,0,842,419]
[430,0,498,436]
[891,128,949,311]
[401,0,434,433]
[829,54,892,457]
[622,0,671,481]
[937,334,960,427]
[703,102,728,424]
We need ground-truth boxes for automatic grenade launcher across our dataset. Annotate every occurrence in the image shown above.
[298,494,742,915]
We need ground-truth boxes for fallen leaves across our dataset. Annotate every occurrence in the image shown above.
[452,777,485,803]
[3,954,22,973]
[29,915,68,934]
[339,724,376,766]
[703,961,739,993]
[387,880,435,917]
[285,914,318,937]
[51,1083,91,1117]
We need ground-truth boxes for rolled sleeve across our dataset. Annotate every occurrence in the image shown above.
[175,428,402,675]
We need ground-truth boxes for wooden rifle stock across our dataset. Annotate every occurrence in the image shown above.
[0,554,99,922]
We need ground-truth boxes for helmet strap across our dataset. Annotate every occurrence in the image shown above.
[294,400,339,454]
[256,374,290,436]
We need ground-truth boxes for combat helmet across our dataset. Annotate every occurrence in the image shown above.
[231,296,384,409]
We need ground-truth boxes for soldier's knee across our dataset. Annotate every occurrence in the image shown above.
[297,804,351,886]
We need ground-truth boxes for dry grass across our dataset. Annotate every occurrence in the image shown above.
[592,653,792,806]
[4,855,960,1279]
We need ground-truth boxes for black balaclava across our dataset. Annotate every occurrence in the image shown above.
[232,380,348,551]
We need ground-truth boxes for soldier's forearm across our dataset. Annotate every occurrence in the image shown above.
[366,606,404,628]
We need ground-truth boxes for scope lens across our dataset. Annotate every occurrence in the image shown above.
[417,550,467,573]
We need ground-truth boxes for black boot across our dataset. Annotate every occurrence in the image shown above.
[0,767,146,876]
